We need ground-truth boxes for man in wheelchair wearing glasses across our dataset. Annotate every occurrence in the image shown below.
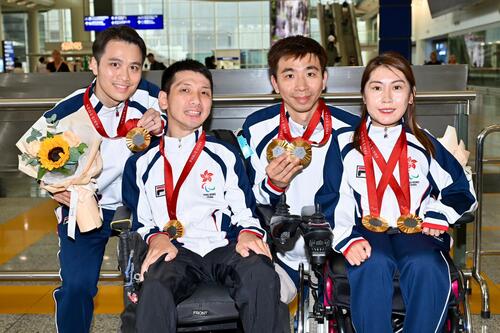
[121,59,284,332]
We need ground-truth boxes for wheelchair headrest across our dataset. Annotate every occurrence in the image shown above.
[111,206,132,233]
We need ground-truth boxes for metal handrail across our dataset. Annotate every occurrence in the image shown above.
[472,124,500,319]
[0,270,121,280]
[0,91,477,109]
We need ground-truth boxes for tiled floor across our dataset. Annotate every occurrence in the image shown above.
[0,88,498,332]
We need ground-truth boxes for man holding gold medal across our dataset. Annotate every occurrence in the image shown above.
[121,59,283,332]
[241,36,359,286]
[24,26,163,333]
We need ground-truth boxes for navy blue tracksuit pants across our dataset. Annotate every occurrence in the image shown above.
[54,207,114,333]
[346,227,452,333]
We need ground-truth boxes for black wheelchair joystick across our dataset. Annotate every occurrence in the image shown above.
[269,197,333,266]
[269,194,302,250]
[302,203,333,266]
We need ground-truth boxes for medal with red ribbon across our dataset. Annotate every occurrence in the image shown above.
[266,99,332,168]
[83,85,150,151]
[159,131,206,239]
[359,121,422,234]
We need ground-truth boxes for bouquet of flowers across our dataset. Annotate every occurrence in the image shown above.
[19,114,89,180]
[437,125,473,184]
[437,126,471,168]
[17,114,103,239]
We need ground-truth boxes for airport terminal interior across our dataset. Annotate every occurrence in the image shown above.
[0,0,499,332]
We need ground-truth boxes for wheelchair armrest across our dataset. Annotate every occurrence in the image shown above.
[453,212,475,228]
[111,206,132,233]
[255,204,275,227]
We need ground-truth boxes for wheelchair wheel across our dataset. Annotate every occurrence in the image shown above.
[297,263,306,333]
[448,269,472,333]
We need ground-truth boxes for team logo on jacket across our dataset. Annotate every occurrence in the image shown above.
[408,156,420,186]
[356,165,366,178]
[201,170,216,198]
[155,184,165,197]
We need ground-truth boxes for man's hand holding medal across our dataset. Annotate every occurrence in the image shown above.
[265,153,303,189]
[265,99,331,190]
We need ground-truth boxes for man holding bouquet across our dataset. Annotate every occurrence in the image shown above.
[17,26,163,333]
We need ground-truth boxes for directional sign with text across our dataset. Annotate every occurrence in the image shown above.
[84,15,164,31]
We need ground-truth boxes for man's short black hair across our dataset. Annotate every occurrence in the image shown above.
[161,59,213,94]
[92,26,147,64]
[268,35,327,78]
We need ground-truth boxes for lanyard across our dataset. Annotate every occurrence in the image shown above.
[83,85,133,138]
[158,131,206,220]
[278,99,332,146]
[360,122,411,217]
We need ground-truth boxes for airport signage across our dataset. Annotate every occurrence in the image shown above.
[84,15,164,31]
[2,41,15,72]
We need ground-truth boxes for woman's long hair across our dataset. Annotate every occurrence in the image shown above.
[352,52,435,157]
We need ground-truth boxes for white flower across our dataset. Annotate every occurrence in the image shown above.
[62,130,81,147]
[24,140,41,157]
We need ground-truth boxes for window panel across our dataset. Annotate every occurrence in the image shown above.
[216,3,237,18]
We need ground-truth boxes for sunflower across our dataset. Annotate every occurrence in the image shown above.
[38,135,70,171]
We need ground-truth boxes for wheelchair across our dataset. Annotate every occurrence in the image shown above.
[111,206,242,332]
[269,195,474,333]
[111,129,292,332]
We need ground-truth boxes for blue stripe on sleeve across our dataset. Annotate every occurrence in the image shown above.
[138,79,161,98]
[255,127,279,158]
[44,92,84,120]
[424,211,447,221]
[315,135,343,228]
[129,101,147,114]
[122,152,142,232]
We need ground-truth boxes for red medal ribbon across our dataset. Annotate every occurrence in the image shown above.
[83,85,131,138]
[278,99,332,146]
[360,121,411,218]
[159,131,206,220]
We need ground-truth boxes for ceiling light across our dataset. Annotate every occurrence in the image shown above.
[16,0,28,5]
[26,2,36,7]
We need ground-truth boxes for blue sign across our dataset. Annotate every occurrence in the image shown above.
[2,41,15,72]
[84,15,163,31]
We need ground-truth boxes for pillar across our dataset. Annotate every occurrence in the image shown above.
[379,0,412,61]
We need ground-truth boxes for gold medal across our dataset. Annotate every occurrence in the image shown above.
[266,139,289,162]
[126,127,151,152]
[362,215,389,233]
[397,214,422,234]
[163,219,184,239]
[288,138,312,168]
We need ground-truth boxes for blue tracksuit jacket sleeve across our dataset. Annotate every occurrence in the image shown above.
[421,134,477,228]
[122,150,160,242]
[241,118,283,206]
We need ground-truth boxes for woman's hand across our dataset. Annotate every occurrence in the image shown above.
[344,240,371,266]
[422,227,446,237]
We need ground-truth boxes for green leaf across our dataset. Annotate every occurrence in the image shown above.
[31,128,42,138]
[26,128,43,143]
[46,132,54,138]
[77,143,88,154]
[69,147,80,163]
[28,158,39,166]
[47,114,58,124]
[37,167,47,180]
